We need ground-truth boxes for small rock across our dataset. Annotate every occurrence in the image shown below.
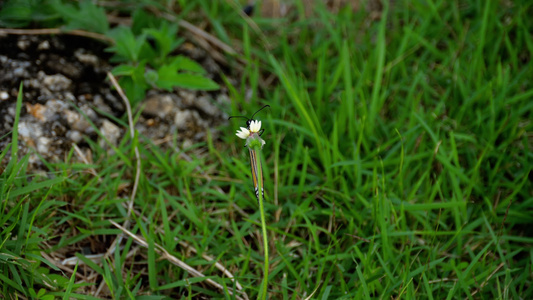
[99,120,121,149]
[191,110,208,128]
[42,73,72,92]
[18,121,43,148]
[25,103,46,121]
[93,95,111,113]
[44,99,68,121]
[0,91,8,100]
[38,40,50,50]
[79,104,98,122]
[66,130,83,143]
[25,78,41,90]
[64,110,92,133]
[174,109,193,130]
[7,105,16,116]
[64,92,77,102]
[195,95,217,116]
[51,120,67,136]
[74,49,99,66]
[18,121,33,139]
[17,39,31,51]
[2,114,13,127]
[143,94,175,119]
[103,93,124,113]
[182,139,193,149]
[45,54,81,79]
[28,153,40,166]
[178,90,195,106]
[36,136,51,153]
[13,67,29,78]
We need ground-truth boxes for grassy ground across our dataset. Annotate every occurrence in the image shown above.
[1,0,532,299]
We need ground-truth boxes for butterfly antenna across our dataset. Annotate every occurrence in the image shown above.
[250,105,270,120]
[228,115,249,121]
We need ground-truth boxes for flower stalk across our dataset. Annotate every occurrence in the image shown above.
[235,120,269,299]
[251,137,268,300]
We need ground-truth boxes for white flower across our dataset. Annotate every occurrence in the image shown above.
[236,120,263,139]
[249,120,262,133]
[236,127,250,139]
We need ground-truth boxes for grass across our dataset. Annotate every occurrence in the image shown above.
[1,0,532,299]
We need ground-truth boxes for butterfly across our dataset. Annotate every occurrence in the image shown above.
[229,105,270,202]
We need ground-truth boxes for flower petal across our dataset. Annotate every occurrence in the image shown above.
[249,120,261,133]
[236,127,250,139]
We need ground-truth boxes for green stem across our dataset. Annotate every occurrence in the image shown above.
[254,145,269,300]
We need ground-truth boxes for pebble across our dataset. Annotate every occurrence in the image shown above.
[44,99,68,121]
[79,104,98,122]
[36,136,51,153]
[74,49,99,66]
[37,40,50,50]
[174,109,192,130]
[25,103,46,121]
[178,90,195,106]
[195,95,218,116]
[64,110,92,133]
[42,72,72,92]
[13,67,29,78]
[143,94,175,119]
[66,130,83,143]
[99,120,121,149]
[0,91,8,100]
[17,39,31,51]
[18,121,44,150]
[93,94,111,113]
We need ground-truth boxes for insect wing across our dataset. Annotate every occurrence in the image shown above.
[248,147,264,202]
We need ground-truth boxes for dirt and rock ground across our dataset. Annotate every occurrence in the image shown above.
[0,33,232,171]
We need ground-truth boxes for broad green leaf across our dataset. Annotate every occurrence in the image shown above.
[168,56,206,74]
[52,0,108,34]
[0,1,58,27]
[156,64,219,91]
[110,65,137,76]
[107,26,146,62]
[144,22,182,60]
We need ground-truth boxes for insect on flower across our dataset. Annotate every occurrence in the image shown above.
[229,105,270,136]
[229,105,270,202]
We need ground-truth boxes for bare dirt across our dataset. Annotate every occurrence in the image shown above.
[0,33,231,171]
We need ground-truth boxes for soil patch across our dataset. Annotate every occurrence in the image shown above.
[0,33,230,170]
